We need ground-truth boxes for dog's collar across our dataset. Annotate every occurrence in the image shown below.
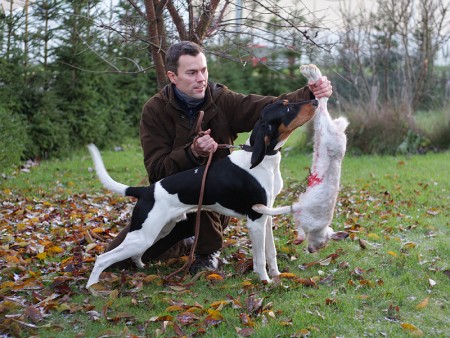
[221,143,279,155]
[240,144,279,156]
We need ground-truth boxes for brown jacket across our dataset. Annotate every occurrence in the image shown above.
[140,81,314,183]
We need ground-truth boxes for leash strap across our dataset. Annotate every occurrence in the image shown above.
[165,111,277,281]
[165,111,211,281]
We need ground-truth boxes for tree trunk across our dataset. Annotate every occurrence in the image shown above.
[144,0,167,89]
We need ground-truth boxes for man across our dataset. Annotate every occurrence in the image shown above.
[105,41,332,272]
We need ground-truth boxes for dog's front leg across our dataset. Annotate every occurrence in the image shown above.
[246,217,271,283]
[264,216,280,278]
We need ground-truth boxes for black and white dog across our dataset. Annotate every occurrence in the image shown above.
[85,99,318,288]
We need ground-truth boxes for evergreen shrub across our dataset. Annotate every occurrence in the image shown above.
[0,107,29,171]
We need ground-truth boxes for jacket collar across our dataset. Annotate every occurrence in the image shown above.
[164,82,215,113]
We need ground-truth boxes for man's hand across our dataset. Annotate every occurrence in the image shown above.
[191,129,218,157]
[308,76,332,99]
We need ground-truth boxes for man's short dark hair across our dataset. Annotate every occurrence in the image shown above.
[165,41,204,74]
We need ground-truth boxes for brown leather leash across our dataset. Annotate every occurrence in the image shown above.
[165,111,238,281]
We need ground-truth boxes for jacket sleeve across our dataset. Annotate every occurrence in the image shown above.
[140,101,203,183]
[219,86,314,134]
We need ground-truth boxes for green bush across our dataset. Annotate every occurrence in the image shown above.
[0,107,29,171]
[415,104,450,150]
[341,102,416,155]
[397,129,431,154]
[27,107,72,158]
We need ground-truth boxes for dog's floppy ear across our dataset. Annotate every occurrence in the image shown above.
[250,120,271,169]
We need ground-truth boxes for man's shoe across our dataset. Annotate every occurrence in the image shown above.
[189,251,220,274]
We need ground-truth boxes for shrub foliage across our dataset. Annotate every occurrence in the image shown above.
[0,0,449,171]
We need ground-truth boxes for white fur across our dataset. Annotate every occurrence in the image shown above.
[85,143,283,288]
[87,144,128,195]
[253,64,349,253]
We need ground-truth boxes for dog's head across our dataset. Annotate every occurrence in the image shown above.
[250,99,318,168]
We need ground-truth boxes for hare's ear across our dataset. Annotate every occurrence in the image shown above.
[250,121,270,169]
[331,231,349,241]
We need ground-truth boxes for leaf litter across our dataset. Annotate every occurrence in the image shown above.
[1,173,448,336]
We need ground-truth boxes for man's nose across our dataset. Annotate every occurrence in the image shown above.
[196,72,206,81]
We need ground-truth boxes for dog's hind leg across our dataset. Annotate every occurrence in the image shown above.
[246,217,271,283]
[264,216,280,278]
[86,232,152,288]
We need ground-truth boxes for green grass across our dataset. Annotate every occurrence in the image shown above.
[0,140,449,337]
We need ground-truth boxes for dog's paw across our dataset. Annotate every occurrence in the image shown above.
[132,256,145,269]
[300,64,322,83]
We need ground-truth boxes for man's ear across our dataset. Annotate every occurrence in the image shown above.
[167,71,177,84]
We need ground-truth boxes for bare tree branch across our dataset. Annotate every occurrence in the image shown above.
[167,0,187,40]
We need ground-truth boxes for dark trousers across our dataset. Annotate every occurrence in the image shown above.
[104,211,229,269]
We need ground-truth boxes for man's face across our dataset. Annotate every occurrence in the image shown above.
[167,53,208,99]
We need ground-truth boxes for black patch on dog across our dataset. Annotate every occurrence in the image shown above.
[126,185,156,232]
[161,158,267,221]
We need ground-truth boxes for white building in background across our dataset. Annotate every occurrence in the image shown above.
[1,0,26,12]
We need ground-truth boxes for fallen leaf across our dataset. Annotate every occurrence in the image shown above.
[210,300,230,310]
[325,298,337,305]
[359,238,368,249]
[367,233,380,240]
[319,256,332,266]
[239,313,255,327]
[24,306,43,323]
[168,285,188,292]
[106,312,135,323]
[415,297,429,310]
[401,322,424,335]
[296,328,311,336]
[237,327,255,336]
[246,294,264,314]
[294,277,316,287]
[426,208,439,216]
[402,242,416,249]
[143,274,161,284]
[166,305,184,312]
[203,309,224,327]
[176,311,199,326]
[279,272,297,279]
[148,315,173,322]
[206,273,224,281]
[280,319,293,326]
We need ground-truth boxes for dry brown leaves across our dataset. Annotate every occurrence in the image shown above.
[0,192,133,336]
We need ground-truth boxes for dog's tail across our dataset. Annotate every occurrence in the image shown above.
[252,203,293,215]
[87,144,129,196]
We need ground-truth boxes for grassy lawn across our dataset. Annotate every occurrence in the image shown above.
[0,138,449,337]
